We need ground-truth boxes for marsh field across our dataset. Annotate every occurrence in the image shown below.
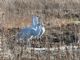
[0,0,80,60]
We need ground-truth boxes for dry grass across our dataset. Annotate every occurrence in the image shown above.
[0,0,80,60]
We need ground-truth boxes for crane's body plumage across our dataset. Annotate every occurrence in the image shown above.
[18,16,45,41]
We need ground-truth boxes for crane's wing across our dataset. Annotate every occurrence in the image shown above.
[18,27,32,40]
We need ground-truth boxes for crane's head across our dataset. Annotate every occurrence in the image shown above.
[32,16,44,27]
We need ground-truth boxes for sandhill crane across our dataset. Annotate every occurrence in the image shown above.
[18,16,45,42]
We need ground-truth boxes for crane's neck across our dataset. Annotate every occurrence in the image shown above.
[32,16,39,26]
